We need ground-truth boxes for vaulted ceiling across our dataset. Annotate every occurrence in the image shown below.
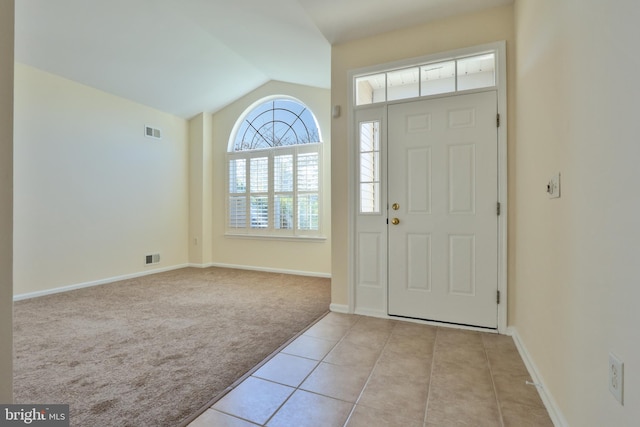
[15,0,512,118]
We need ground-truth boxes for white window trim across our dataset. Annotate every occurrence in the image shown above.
[227,95,324,152]
[226,96,325,240]
[353,47,499,107]
[226,142,324,239]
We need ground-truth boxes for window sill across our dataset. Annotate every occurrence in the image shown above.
[224,233,327,242]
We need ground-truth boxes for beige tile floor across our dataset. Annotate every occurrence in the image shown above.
[188,313,553,427]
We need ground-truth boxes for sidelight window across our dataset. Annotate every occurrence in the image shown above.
[359,120,381,214]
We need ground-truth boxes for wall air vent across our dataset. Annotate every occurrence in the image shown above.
[145,253,161,265]
[145,125,162,139]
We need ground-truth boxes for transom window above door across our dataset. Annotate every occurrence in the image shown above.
[226,98,323,238]
[355,53,496,106]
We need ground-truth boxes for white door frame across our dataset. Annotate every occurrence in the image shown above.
[347,41,508,333]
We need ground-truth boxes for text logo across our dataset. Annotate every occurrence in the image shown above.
[0,405,69,427]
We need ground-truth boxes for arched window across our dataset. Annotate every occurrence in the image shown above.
[226,97,323,237]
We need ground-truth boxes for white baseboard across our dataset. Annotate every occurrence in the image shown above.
[13,264,190,301]
[14,263,330,301]
[187,262,215,269]
[208,262,331,279]
[329,303,349,313]
[507,327,569,427]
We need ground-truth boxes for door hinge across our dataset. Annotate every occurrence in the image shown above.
[497,290,501,304]
[496,202,501,216]
[496,113,501,127]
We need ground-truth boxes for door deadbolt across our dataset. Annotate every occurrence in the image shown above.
[392,203,400,210]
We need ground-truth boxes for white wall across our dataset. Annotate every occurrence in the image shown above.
[0,0,14,403]
[514,0,640,425]
[13,63,189,296]
[210,81,331,276]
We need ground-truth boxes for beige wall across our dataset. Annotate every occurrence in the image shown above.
[331,5,515,306]
[12,68,330,295]
[0,0,14,403]
[188,113,213,265]
[514,0,640,425]
[13,64,189,295]
[210,81,331,275]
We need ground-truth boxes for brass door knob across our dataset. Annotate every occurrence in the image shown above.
[391,218,400,225]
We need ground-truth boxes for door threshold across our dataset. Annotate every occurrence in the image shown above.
[388,313,498,333]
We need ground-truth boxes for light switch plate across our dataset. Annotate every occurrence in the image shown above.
[547,173,560,198]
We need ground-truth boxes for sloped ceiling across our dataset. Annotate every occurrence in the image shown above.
[15,0,512,118]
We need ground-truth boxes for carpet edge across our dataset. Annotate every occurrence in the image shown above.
[177,310,330,427]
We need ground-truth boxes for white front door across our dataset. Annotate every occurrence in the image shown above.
[387,91,498,328]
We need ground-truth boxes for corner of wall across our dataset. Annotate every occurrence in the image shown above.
[0,0,14,403]
[13,65,190,295]
[508,327,569,427]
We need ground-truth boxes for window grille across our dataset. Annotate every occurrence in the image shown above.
[226,98,323,237]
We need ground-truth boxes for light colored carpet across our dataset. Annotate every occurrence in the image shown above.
[13,267,330,426]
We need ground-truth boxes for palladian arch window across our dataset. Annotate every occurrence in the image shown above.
[226,98,323,237]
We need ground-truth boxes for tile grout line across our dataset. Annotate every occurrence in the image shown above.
[341,319,399,427]
[200,316,550,427]
[202,313,344,427]
[210,407,263,426]
[263,314,361,427]
[483,335,506,427]
[422,326,439,427]
[185,311,332,426]
[280,336,342,361]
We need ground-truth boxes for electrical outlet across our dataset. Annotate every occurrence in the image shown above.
[609,352,624,405]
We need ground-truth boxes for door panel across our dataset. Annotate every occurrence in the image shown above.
[407,233,431,291]
[387,91,498,328]
[358,232,382,287]
[449,143,475,214]
[407,147,431,213]
[354,106,388,314]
